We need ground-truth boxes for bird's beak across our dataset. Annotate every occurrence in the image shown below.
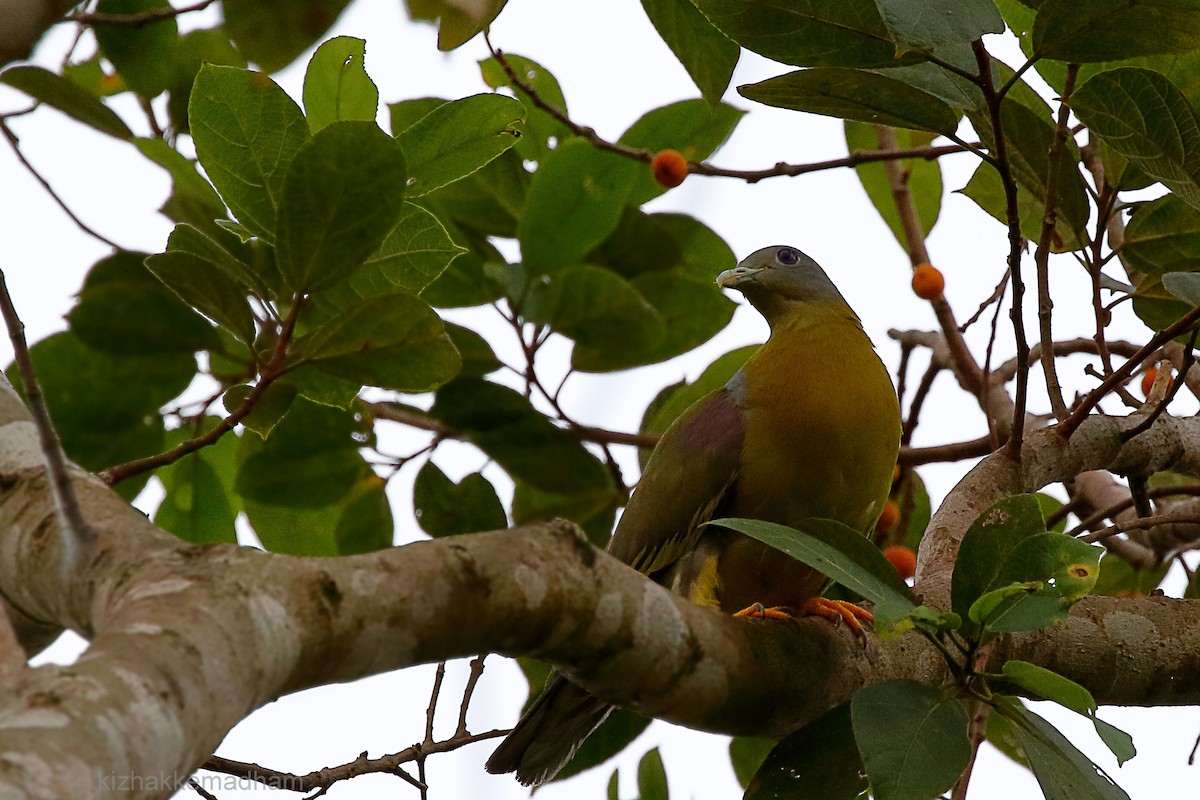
[716,265,763,288]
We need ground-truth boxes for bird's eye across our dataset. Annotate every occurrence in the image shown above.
[776,247,800,266]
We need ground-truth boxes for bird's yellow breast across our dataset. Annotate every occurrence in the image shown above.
[712,309,900,611]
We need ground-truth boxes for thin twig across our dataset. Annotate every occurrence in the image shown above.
[1079,513,1200,544]
[1,121,121,250]
[902,362,940,445]
[457,655,487,737]
[959,268,1009,333]
[0,268,96,557]
[485,36,974,183]
[64,0,218,27]
[98,297,306,485]
[1058,305,1200,439]
[1034,64,1080,422]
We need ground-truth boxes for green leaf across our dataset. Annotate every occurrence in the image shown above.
[512,481,620,548]
[951,494,1050,624]
[1034,0,1200,62]
[518,138,642,274]
[636,748,669,800]
[300,292,460,391]
[618,99,744,204]
[1002,660,1095,716]
[953,496,1102,636]
[478,53,570,162]
[154,421,240,544]
[407,0,508,51]
[443,322,501,379]
[398,94,526,196]
[739,68,958,135]
[430,379,612,494]
[712,518,917,614]
[984,702,1029,767]
[189,65,310,242]
[281,366,359,409]
[245,471,392,555]
[690,0,923,68]
[6,331,193,487]
[1091,551,1170,597]
[640,0,739,104]
[420,240,507,308]
[1132,273,1199,332]
[93,0,178,97]
[745,703,867,800]
[524,265,666,351]
[134,138,230,238]
[959,162,1087,252]
[1073,68,1200,211]
[234,397,369,508]
[729,737,774,790]
[607,769,620,800]
[165,28,246,136]
[68,251,218,355]
[223,0,353,73]
[1162,271,1200,305]
[276,121,408,292]
[994,697,1131,800]
[146,227,257,345]
[224,381,297,438]
[573,271,734,372]
[422,148,529,239]
[876,0,1004,51]
[412,462,507,537]
[851,681,970,800]
[1122,194,1200,275]
[0,65,132,139]
[302,36,379,133]
[845,122,941,246]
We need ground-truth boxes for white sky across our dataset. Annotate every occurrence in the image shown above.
[4,0,1199,798]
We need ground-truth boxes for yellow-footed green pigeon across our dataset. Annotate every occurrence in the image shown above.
[486,245,902,785]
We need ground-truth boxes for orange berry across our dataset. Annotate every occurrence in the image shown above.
[650,149,688,188]
[1141,367,1159,397]
[883,545,917,580]
[875,499,901,534]
[911,263,944,300]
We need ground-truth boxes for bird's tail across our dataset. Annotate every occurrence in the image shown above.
[485,672,614,786]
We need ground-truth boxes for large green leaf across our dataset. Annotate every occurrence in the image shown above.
[713,518,917,613]
[876,0,1004,51]
[636,748,669,800]
[165,28,246,136]
[430,379,612,494]
[68,251,217,356]
[224,0,353,73]
[406,0,508,50]
[618,99,744,204]
[851,681,970,800]
[512,481,620,548]
[276,121,408,292]
[959,162,1088,252]
[299,292,461,391]
[517,138,642,274]
[146,225,258,345]
[235,396,370,508]
[951,494,1048,624]
[134,137,230,239]
[413,462,507,537]
[740,68,958,134]
[994,697,1131,800]
[1033,0,1200,62]
[245,471,392,555]
[93,0,178,97]
[189,64,310,242]
[397,94,525,196]
[1122,195,1200,275]
[1073,68,1200,210]
[302,36,379,133]
[745,703,867,800]
[845,122,942,247]
[154,421,240,544]
[524,265,666,351]
[0,66,132,140]
[640,0,739,104]
[478,53,570,162]
[690,0,923,68]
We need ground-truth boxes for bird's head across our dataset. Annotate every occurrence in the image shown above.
[716,245,855,326]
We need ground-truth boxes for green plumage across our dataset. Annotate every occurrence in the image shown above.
[487,246,902,785]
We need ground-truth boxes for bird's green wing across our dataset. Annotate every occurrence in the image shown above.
[607,386,744,576]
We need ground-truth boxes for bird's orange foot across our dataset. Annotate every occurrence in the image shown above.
[733,603,795,621]
[797,597,874,639]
